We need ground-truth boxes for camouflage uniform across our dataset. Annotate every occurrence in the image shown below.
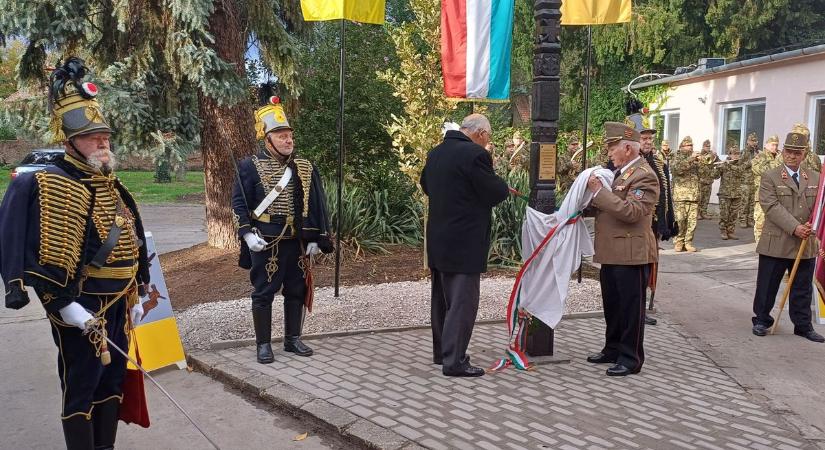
[715,148,746,239]
[737,133,758,228]
[792,123,822,174]
[698,141,720,219]
[671,137,702,251]
[751,137,782,243]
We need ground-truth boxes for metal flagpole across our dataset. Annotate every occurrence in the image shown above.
[334,18,346,297]
[577,25,593,284]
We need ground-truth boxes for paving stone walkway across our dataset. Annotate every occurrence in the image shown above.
[192,318,816,450]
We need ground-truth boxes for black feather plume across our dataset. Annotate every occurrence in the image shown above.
[48,57,90,112]
[257,81,279,106]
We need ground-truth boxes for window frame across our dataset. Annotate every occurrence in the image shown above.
[652,109,681,151]
[808,93,825,155]
[717,100,766,155]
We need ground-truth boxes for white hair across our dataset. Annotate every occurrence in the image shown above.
[460,114,491,134]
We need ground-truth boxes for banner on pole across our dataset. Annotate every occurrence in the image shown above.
[561,0,631,25]
[441,0,514,100]
[128,232,187,372]
[301,0,386,24]
[811,158,825,324]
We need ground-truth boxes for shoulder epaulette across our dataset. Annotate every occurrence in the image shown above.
[294,159,313,217]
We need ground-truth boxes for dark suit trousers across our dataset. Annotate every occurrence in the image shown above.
[430,269,481,373]
[752,255,814,332]
[600,264,649,372]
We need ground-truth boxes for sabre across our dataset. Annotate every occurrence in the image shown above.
[90,328,222,450]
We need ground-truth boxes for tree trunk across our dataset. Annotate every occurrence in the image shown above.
[199,1,255,249]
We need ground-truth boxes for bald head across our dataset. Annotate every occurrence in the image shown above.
[460,114,492,147]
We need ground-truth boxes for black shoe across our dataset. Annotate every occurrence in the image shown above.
[257,343,275,363]
[606,364,633,376]
[752,324,768,336]
[62,415,94,450]
[284,336,314,356]
[92,397,120,450]
[644,315,657,326]
[586,352,616,364]
[794,329,825,343]
[443,366,485,377]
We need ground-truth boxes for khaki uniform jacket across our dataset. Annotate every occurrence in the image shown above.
[591,157,660,265]
[756,166,820,259]
[671,151,702,202]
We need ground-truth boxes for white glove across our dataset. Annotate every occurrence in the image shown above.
[305,242,320,256]
[243,232,267,252]
[131,301,145,325]
[59,302,94,331]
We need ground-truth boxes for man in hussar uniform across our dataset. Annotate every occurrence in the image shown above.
[697,139,720,220]
[751,131,824,343]
[738,132,759,228]
[752,135,782,242]
[232,88,334,364]
[0,58,150,449]
[671,136,703,252]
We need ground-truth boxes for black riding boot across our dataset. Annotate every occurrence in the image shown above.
[284,299,313,356]
[252,307,275,364]
[62,415,94,450]
[92,397,120,450]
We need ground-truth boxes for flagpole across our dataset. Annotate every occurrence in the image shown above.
[334,18,346,297]
[577,25,592,284]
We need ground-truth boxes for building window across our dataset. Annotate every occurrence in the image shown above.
[656,110,680,150]
[812,96,825,155]
[720,102,765,154]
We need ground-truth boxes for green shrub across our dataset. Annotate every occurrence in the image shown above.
[488,170,530,267]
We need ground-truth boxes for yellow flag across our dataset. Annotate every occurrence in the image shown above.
[301,0,386,24]
[561,0,631,25]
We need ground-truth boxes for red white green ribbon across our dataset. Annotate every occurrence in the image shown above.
[490,210,582,372]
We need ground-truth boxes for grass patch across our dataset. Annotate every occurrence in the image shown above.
[0,170,204,204]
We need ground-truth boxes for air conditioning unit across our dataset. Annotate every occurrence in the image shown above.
[698,58,726,70]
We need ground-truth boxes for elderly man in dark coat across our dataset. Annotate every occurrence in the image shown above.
[420,114,509,377]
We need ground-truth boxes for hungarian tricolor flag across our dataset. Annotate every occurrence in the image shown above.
[441,0,514,100]
[301,0,386,24]
[561,0,631,25]
[811,159,825,299]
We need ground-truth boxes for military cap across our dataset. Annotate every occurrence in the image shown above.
[784,132,809,150]
[680,136,693,147]
[747,132,759,140]
[792,123,811,136]
[702,139,711,148]
[625,113,656,134]
[568,134,580,144]
[727,143,740,153]
[48,57,112,143]
[766,135,779,144]
[254,82,292,140]
[603,121,640,144]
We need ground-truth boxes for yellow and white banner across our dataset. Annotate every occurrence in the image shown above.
[128,232,186,371]
[561,0,631,25]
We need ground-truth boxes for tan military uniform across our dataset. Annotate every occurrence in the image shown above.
[738,145,758,227]
[556,150,580,197]
[671,150,702,251]
[592,157,660,265]
[751,150,782,242]
[757,166,820,259]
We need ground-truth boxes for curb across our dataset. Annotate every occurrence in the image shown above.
[210,310,606,350]
[188,352,415,450]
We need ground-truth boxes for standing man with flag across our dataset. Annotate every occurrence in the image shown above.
[751,131,824,342]
[585,122,659,376]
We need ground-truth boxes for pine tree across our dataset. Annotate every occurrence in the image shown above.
[0,0,305,248]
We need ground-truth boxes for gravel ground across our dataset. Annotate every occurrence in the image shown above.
[178,276,603,350]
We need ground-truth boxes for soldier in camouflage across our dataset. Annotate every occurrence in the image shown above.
[671,136,703,252]
[715,144,746,240]
[556,134,582,197]
[751,135,782,242]
[698,139,720,219]
[738,132,759,228]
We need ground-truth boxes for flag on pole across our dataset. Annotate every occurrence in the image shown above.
[810,158,825,323]
[301,0,386,24]
[441,0,514,100]
[561,0,631,25]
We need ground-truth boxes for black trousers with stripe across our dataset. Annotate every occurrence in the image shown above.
[599,264,649,372]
